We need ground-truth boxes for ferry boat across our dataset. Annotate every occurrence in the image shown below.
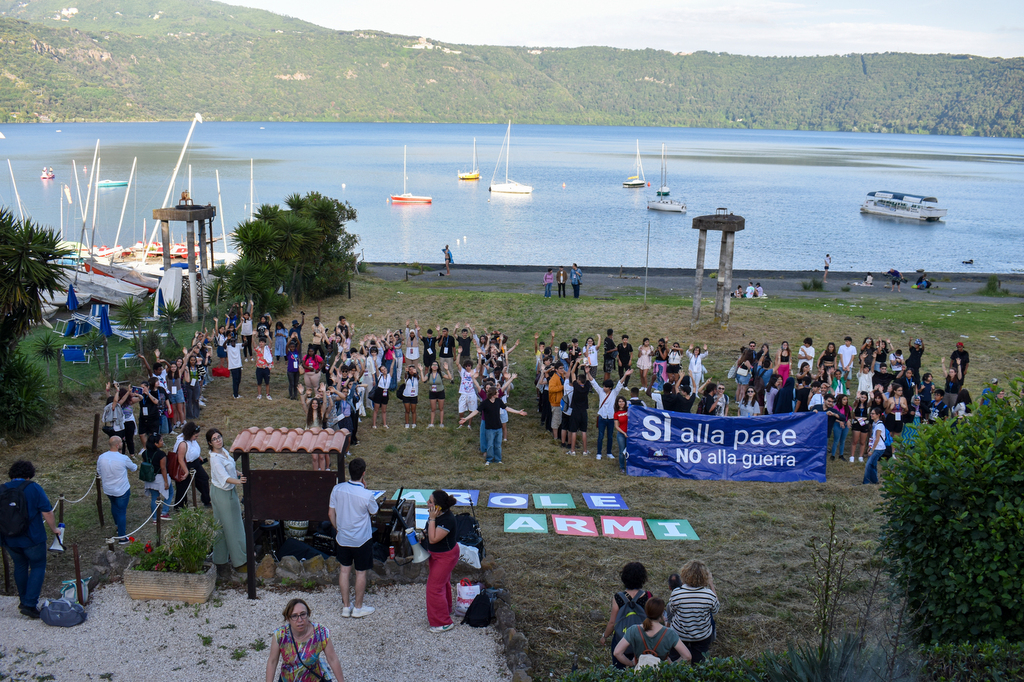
[860,192,947,221]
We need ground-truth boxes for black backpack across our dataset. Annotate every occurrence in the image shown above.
[0,481,32,537]
[454,508,485,559]
[462,592,493,627]
[611,591,648,661]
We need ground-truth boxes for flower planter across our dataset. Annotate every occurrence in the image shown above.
[123,562,216,604]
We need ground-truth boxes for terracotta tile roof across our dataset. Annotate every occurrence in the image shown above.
[230,427,348,455]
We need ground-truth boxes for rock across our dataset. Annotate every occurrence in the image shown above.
[589,609,605,622]
[507,651,531,671]
[400,560,427,583]
[278,555,302,576]
[483,566,506,588]
[326,556,340,575]
[511,669,532,682]
[503,627,527,653]
[255,555,276,580]
[479,557,497,572]
[496,604,515,631]
[276,568,299,582]
[365,569,382,584]
[372,558,386,575]
[304,555,326,576]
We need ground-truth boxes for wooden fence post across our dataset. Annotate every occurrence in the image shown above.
[95,475,105,527]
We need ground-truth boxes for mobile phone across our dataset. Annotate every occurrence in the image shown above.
[132,386,144,395]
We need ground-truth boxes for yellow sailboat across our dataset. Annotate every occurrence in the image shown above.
[458,138,480,180]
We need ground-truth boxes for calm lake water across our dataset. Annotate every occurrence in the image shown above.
[2,122,1022,272]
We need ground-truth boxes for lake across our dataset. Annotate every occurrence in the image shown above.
[1,122,1022,272]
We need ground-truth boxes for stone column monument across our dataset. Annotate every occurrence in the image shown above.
[691,208,745,329]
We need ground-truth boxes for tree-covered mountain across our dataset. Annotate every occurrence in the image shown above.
[0,0,1021,136]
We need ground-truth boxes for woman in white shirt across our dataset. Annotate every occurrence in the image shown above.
[173,421,211,508]
[584,337,599,369]
[206,429,248,573]
[372,363,393,429]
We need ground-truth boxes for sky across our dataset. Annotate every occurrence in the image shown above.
[219,0,1023,58]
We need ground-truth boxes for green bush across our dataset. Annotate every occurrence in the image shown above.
[880,383,1024,643]
[0,349,51,437]
[801,279,825,291]
[165,507,221,574]
[977,275,1010,297]
[919,639,1024,681]
[559,657,765,682]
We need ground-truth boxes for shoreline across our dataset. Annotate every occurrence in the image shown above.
[366,262,1024,302]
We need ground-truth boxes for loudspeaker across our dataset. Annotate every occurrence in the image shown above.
[49,525,65,553]
[408,530,429,564]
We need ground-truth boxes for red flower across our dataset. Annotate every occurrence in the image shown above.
[144,543,153,553]
[129,536,136,543]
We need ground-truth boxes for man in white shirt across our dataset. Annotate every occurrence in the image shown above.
[328,458,379,618]
[799,337,816,375]
[590,369,631,461]
[837,336,858,380]
[96,436,137,543]
[226,335,243,399]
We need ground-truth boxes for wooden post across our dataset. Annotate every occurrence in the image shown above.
[92,413,101,455]
[348,281,351,300]
[73,543,86,605]
[192,484,198,509]
[242,451,256,599]
[58,498,64,526]
[691,228,708,328]
[714,232,729,323]
[720,232,736,328]
[161,219,171,273]
[156,511,162,546]
[95,475,104,527]
[197,217,208,290]
[186,219,198,321]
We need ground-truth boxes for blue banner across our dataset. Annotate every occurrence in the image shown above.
[626,406,827,482]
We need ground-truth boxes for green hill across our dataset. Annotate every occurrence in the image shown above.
[0,0,1021,136]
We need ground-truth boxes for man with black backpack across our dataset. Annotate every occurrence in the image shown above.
[0,460,61,619]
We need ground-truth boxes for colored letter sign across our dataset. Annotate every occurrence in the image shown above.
[551,515,598,536]
[504,514,548,533]
[488,493,529,509]
[444,489,480,506]
[533,494,576,509]
[626,405,827,482]
[646,519,699,540]
[390,489,434,505]
[583,493,628,510]
[600,516,647,539]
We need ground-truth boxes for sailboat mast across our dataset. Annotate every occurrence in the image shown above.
[403,146,408,195]
[112,156,137,257]
[505,122,510,182]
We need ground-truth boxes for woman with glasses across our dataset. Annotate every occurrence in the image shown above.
[265,598,345,682]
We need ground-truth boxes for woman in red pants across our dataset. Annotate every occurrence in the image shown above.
[424,490,460,633]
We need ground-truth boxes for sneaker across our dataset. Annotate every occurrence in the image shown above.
[430,623,456,633]
[829,456,835,461]
[160,514,172,520]
[19,606,41,619]
[341,606,353,618]
[582,451,590,457]
[849,457,855,463]
[384,425,389,429]
[118,536,131,545]
[596,454,602,460]
[427,424,434,428]
[411,424,416,428]
[257,394,262,400]
[266,395,272,401]
[859,456,864,462]
[351,606,375,618]
[405,424,410,429]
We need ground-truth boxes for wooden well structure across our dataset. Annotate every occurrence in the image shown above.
[152,202,217,321]
[691,208,745,328]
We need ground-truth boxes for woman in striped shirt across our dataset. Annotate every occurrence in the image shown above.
[667,560,720,664]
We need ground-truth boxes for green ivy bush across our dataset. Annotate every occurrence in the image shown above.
[559,657,765,682]
[880,383,1024,643]
[919,639,1024,681]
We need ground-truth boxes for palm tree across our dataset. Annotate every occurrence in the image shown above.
[118,296,147,356]
[160,300,183,348]
[35,334,62,393]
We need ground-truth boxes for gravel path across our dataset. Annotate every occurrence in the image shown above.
[1,583,511,681]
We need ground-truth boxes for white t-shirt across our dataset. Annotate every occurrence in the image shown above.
[226,343,242,369]
[96,451,137,497]
[871,422,887,451]
[240,319,253,336]
[459,368,475,395]
[837,344,857,369]
[798,345,816,372]
[329,481,379,547]
[586,346,598,367]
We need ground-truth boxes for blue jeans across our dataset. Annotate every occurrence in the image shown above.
[572,283,580,298]
[5,541,47,609]
[596,416,614,456]
[148,486,175,517]
[863,449,885,484]
[544,283,552,298]
[483,428,503,463]
[479,420,487,453]
[831,424,849,459]
[108,491,131,537]
[616,432,628,471]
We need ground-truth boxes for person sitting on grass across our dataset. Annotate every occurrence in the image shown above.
[614,598,691,668]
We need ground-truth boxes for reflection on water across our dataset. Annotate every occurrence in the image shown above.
[0,121,1021,272]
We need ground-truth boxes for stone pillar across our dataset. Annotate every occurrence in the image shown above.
[160,220,171,273]
[186,220,198,321]
[713,233,729,323]
[691,229,707,327]
[197,218,208,306]
[720,232,736,328]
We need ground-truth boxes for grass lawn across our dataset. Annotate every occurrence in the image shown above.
[6,277,1023,677]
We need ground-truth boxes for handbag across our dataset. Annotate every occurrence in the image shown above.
[727,363,737,379]
[735,367,749,377]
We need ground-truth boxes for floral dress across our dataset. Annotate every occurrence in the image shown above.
[274,624,333,681]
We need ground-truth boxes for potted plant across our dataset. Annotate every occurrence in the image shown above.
[123,508,221,604]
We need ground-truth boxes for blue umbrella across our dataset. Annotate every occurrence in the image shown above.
[99,305,114,338]
[66,284,80,311]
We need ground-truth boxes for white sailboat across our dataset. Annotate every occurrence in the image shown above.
[458,138,480,180]
[648,144,686,213]
[623,140,646,188]
[489,121,533,194]
[390,146,433,204]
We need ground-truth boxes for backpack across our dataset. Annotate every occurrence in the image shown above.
[0,481,32,537]
[139,450,157,483]
[611,591,648,659]
[462,592,493,628]
[883,427,894,448]
[454,508,485,559]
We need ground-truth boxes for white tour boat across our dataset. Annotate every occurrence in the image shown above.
[860,192,946,221]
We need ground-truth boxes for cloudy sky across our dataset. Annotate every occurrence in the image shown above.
[220,0,1022,57]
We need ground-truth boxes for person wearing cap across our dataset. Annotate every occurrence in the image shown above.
[289,312,305,348]
[1,461,61,619]
[310,316,327,356]
[950,342,970,378]
[906,338,925,377]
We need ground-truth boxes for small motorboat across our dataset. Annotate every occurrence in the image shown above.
[96,179,129,189]
[41,167,55,180]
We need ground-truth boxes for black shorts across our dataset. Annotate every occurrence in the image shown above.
[429,389,446,400]
[373,387,390,405]
[667,364,680,375]
[256,367,270,385]
[336,537,373,571]
[336,416,353,432]
[603,357,616,373]
[571,410,588,433]
[401,393,419,404]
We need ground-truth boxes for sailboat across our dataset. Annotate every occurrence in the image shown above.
[623,140,646,188]
[390,146,432,204]
[489,121,533,195]
[648,144,686,213]
[458,138,480,180]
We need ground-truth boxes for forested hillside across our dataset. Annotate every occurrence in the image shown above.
[0,0,1021,136]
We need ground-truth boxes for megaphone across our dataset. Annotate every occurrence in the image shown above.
[408,530,429,564]
[49,524,65,553]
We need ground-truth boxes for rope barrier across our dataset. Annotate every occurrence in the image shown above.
[105,470,197,544]
[59,476,97,505]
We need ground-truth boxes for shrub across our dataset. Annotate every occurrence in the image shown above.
[165,507,221,573]
[559,657,765,682]
[879,382,1024,643]
[977,275,1009,297]
[801,279,825,291]
[919,639,1024,681]
[0,349,51,437]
